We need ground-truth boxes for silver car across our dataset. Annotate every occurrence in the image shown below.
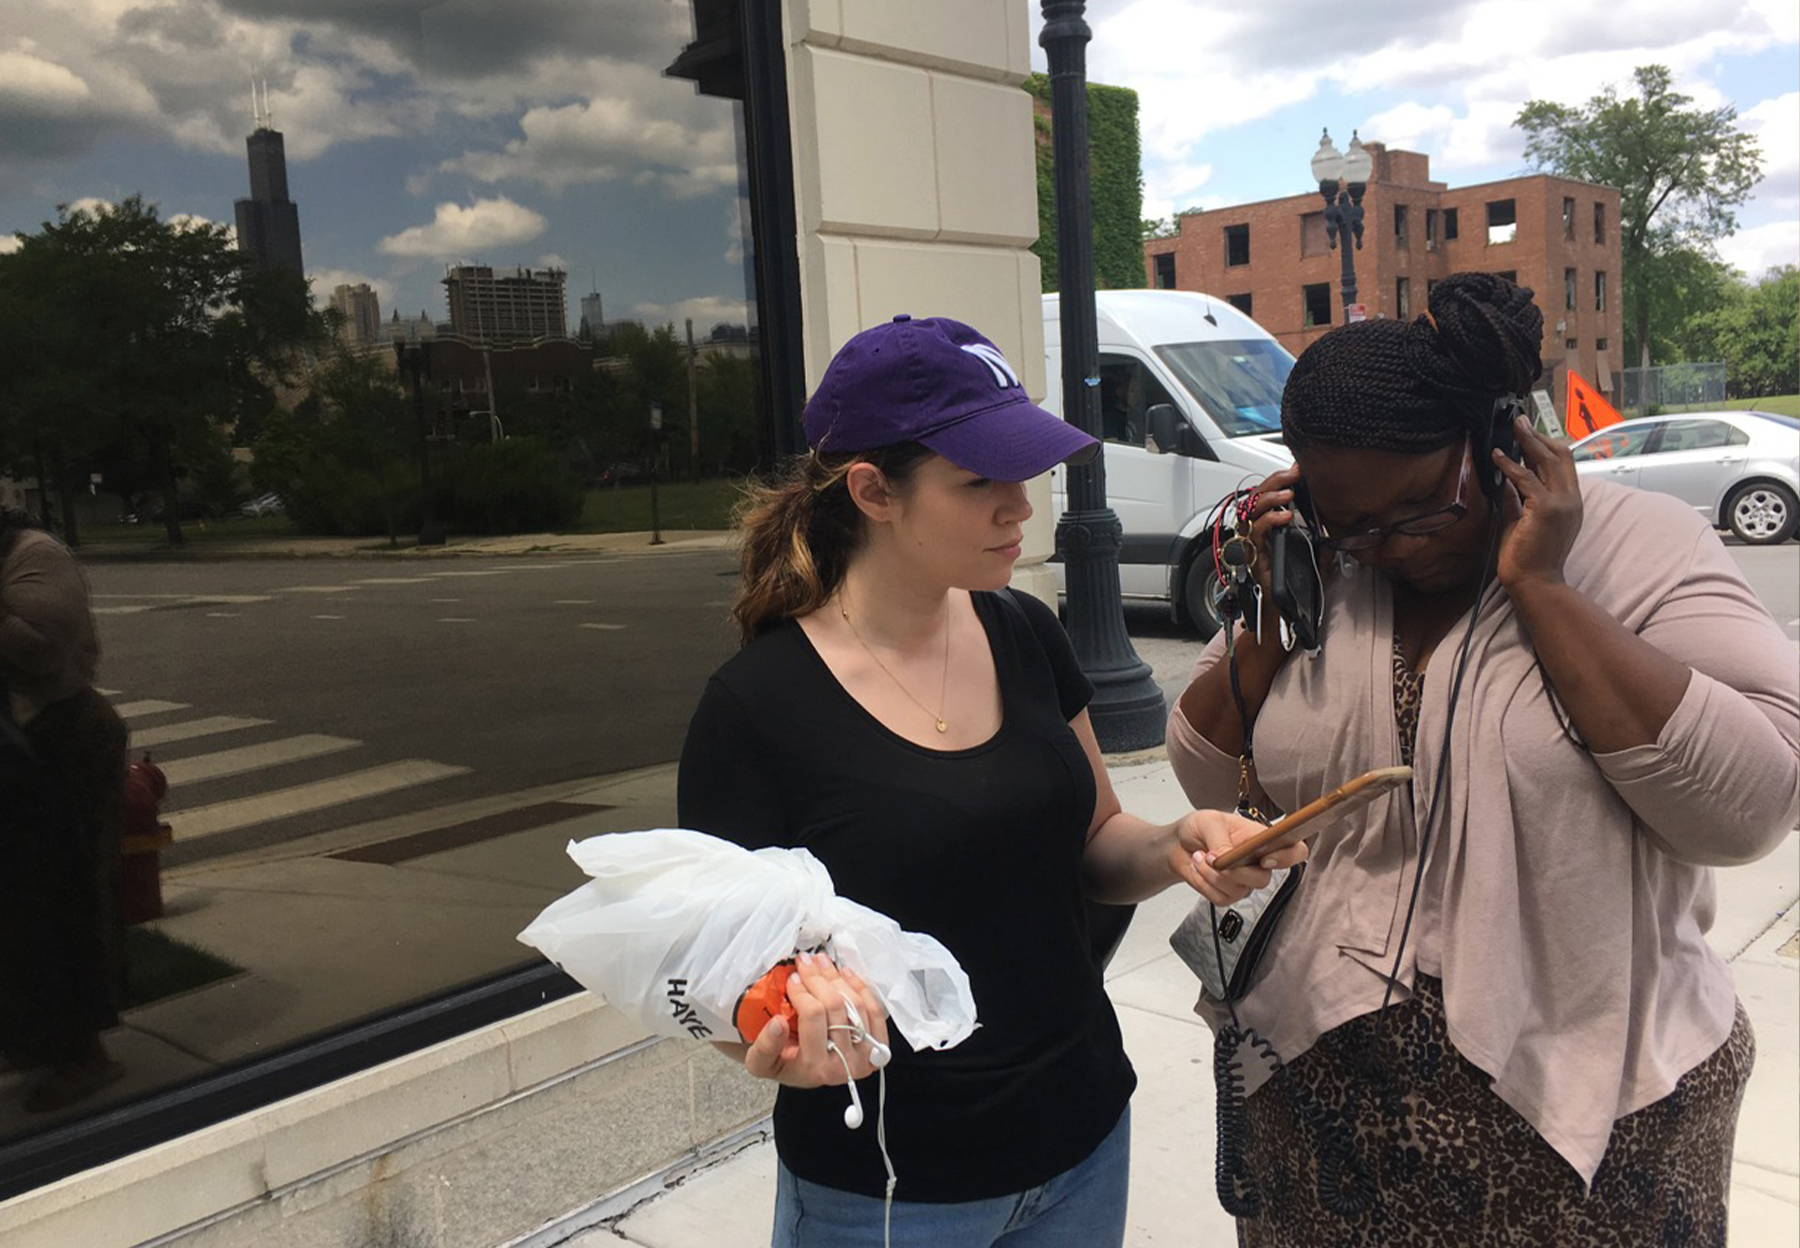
[1569,411,1800,545]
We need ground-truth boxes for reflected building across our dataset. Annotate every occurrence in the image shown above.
[444,265,569,343]
[578,291,605,339]
[232,83,305,278]
[330,283,382,346]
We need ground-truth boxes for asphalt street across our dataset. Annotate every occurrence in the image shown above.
[88,551,742,865]
[84,540,1795,868]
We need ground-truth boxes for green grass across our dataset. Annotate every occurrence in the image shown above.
[573,477,745,534]
[1721,394,1800,417]
[123,925,241,1009]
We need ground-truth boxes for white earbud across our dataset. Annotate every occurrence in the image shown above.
[823,990,892,1130]
[838,992,893,1068]
[827,1040,867,1128]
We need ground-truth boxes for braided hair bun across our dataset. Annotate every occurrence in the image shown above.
[1282,271,1544,454]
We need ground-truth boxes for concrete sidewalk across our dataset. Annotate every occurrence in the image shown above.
[554,760,1800,1248]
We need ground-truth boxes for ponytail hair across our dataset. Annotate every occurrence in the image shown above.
[731,442,932,644]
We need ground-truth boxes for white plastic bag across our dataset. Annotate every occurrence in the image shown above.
[518,828,978,1051]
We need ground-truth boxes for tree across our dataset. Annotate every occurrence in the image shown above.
[1639,245,1741,366]
[1685,267,1800,399]
[0,196,322,545]
[1516,65,1762,370]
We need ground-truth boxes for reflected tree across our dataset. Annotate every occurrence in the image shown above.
[0,196,322,545]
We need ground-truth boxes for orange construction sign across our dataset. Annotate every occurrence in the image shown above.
[1564,371,1622,439]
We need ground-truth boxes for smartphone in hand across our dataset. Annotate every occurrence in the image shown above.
[1211,766,1412,871]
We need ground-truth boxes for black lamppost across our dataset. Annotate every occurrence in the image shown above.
[1312,128,1374,324]
[1041,0,1165,754]
[394,338,445,546]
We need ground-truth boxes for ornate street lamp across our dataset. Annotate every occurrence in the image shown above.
[1040,0,1166,755]
[1312,128,1374,323]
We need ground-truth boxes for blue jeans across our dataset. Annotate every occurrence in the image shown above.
[771,1105,1130,1248]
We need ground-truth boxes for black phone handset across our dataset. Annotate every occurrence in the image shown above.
[1266,523,1323,655]
[1482,393,1527,500]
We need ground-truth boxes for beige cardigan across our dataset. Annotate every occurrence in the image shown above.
[0,529,101,723]
[1167,479,1799,1184]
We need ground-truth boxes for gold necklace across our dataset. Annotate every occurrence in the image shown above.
[839,594,952,733]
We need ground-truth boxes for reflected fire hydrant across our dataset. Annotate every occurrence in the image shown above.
[122,753,173,924]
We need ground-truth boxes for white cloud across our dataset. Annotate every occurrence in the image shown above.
[1741,92,1799,210]
[442,84,738,197]
[0,234,22,255]
[1045,0,1798,214]
[1145,163,1214,222]
[537,252,566,270]
[631,294,749,333]
[723,198,746,265]
[377,197,548,259]
[0,47,92,111]
[1715,219,1799,280]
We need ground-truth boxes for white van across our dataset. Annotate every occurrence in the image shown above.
[1043,290,1296,636]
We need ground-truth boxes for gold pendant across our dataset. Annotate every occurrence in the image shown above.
[935,719,948,733]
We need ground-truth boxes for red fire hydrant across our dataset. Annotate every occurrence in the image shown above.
[122,753,173,924]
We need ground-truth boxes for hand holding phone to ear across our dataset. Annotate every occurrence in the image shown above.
[1490,416,1583,594]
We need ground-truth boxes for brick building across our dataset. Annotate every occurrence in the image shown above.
[1144,145,1625,406]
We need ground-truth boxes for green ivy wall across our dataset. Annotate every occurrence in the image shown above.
[1026,74,1146,293]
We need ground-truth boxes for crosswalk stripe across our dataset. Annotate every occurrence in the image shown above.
[114,700,192,720]
[580,623,626,631]
[278,585,359,593]
[132,716,273,748]
[167,761,470,840]
[158,734,360,785]
[94,605,154,615]
[97,687,121,696]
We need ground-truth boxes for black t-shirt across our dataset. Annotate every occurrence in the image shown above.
[677,589,1135,1203]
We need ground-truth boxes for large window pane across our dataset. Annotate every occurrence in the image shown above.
[0,0,767,1151]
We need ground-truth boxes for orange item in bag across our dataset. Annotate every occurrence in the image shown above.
[734,959,798,1043]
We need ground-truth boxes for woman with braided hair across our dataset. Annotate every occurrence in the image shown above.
[1169,272,1797,1242]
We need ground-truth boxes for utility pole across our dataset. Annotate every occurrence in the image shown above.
[686,318,701,482]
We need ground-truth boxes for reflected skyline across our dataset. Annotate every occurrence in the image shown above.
[0,0,753,337]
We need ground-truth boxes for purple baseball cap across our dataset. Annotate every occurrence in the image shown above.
[803,315,1098,482]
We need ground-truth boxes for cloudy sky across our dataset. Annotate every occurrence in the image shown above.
[0,0,1792,335]
[0,0,753,333]
[1031,0,1797,281]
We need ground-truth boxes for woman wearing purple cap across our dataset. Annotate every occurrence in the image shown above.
[678,315,1299,1246]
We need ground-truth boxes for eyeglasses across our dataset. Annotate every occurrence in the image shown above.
[1310,442,1471,552]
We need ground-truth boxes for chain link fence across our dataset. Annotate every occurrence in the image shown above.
[1620,362,1728,415]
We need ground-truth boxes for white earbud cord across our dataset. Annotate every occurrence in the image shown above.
[825,991,897,1248]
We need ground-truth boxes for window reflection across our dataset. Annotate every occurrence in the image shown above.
[0,0,764,1142]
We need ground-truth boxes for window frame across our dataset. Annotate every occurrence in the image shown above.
[1224,222,1251,268]
[1301,281,1332,328]
[1485,198,1517,246]
[0,0,805,1200]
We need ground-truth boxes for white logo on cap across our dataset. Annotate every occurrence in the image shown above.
[960,343,1022,389]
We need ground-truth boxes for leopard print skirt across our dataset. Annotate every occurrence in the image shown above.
[1235,975,1754,1247]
